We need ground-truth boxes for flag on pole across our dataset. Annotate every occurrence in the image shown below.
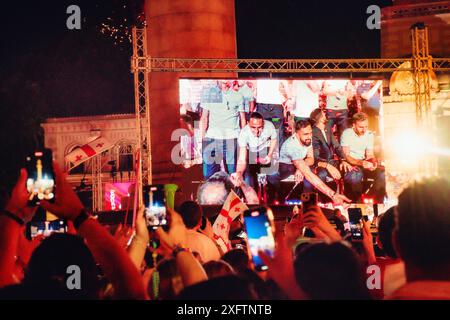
[212,190,248,253]
[65,136,113,168]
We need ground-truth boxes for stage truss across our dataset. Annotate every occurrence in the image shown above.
[128,26,450,207]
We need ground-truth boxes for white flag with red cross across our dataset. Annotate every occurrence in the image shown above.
[212,190,248,253]
[65,136,113,168]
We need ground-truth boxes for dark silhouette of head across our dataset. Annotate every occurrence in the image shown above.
[221,249,250,274]
[395,177,450,281]
[178,201,202,230]
[177,275,257,300]
[377,207,397,259]
[23,233,100,299]
[294,242,372,300]
[203,260,235,279]
[148,258,182,300]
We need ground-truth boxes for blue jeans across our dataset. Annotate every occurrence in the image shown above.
[202,138,237,179]
[267,163,314,193]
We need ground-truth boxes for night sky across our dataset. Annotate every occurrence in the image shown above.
[0,0,392,188]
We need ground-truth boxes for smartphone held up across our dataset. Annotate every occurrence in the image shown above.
[25,149,56,206]
[143,184,167,229]
[243,207,276,271]
[348,208,364,241]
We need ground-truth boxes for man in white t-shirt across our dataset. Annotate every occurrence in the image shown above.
[341,112,386,202]
[238,80,256,116]
[230,112,278,189]
[255,79,289,149]
[323,80,354,138]
[200,80,246,179]
[292,80,323,122]
[268,119,350,205]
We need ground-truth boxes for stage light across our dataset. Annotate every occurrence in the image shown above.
[273,200,280,205]
[389,130,428,160]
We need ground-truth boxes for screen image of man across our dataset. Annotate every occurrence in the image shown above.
[200,80,246,179]
[323,80,354,138]
[355,80,382,133]
[255,79,289,149]
[292,80,322,122]
[341,112,386,202]
[231,112,278,189]
[268,119,350,205]
[309,108,354,201]
[238,80,256,116]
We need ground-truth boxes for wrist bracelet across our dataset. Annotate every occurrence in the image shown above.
[172,244,190,258]
[73,209,91,229]
[1,210,25,225]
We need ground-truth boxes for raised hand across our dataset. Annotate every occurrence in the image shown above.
[332,193,352,206]
[40,162,84,221]
[294,169,304,183]
[5,169,37,223]
[155,207,187,249]
[230,172,244,187]
[302,206,342,242]
[135,205,149,244]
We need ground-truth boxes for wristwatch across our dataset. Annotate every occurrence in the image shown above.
[73,208,92,230]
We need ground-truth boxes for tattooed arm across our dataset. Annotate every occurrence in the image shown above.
[292,159,351,204]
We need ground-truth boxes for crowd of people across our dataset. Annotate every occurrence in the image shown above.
[0,161,449,300]
[180,79,386,205]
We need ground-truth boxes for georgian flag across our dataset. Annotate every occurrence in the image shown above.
[65,136,113,168]
[212,190,248,253]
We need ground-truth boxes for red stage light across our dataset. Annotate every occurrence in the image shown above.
[273,200,280,205]
[34,151,43,157]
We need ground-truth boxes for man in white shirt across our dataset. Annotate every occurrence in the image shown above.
[256,79,289,149]
[230,112,278,189]
[341,112,386,202]
[269,119,350,205]
[178,201,221,263]
[237,80,256,116]
[200,80,246,179]
[292,80,323,122]
[323,80,354,138]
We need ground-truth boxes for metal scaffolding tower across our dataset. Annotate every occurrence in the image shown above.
[131,26,152,206]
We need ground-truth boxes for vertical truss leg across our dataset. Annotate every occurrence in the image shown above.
[91,155,103,212]
[132,26,152,207]
[412,26,436,176]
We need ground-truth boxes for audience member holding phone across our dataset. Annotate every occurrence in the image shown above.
[0,162,147,299]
